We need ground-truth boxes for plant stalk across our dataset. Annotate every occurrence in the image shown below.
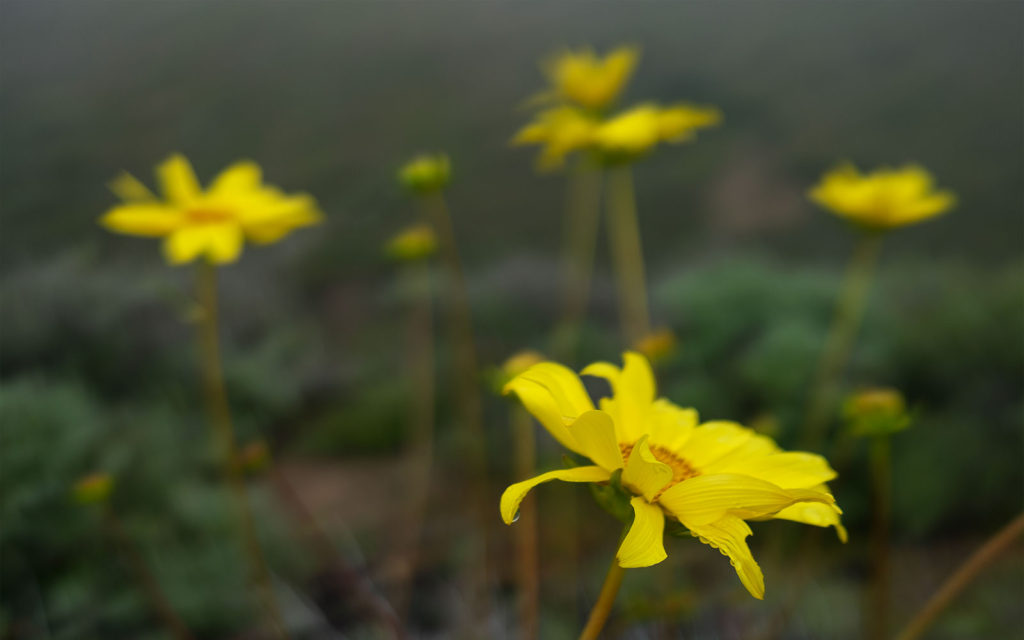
[801,232,883,449]
[579,557,625,640]
[606,165,651,347]
[195,261,289,639]
[867,435,892,640]
[511,405,540,639]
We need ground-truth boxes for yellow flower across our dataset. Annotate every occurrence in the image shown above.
[632,328,678,364]
[592,103,721,160]
[386,224,438,262]
[843,388,911,437]
[542,46,639,111]
[809,164,955,230]
[512,106,599,170]
[399,154,451,193]
[100,154,322,265]
[72,472,114,505]
[501,352,845,599]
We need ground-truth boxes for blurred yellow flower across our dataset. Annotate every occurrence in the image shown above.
[592,103,722,159]
[512,106,598,170]
[100,154,322,265]
[632,328,678,364]
[502,349,546,379]
[399,154,451,193]
[542,46,639,111]
[72,472,114,505]
[502,352,844,599]
[843,388,911,437]
[809,164,955,230]
[386,224,438,262]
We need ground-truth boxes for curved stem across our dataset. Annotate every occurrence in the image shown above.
[895,512,1024,640]
[607,164,651,347]
[801,232,883,449]
[196,262,290,639]
[578,557,625,640]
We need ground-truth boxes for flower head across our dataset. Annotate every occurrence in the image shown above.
[72,472,114,505]
[501,352,845,599]
[386,224,438,262]
[512,106,599,170]
[633,328,678,364]
[100,154,322,265]
[809,164,955,230]
[399,154,451,194]
[843,388,911,437]
[541,46,639,111]
[592,103,721,161]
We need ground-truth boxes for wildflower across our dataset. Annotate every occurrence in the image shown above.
[809,164,955,230]
[541,46,639,111]
[512,106,599,170]
[240,440,272,474]
[386,224,438,262]
[501,352,844,599]
[844,388,912,437]
[399,154,451,193]
[100,154,322,265]
[592,103,721,160]
[632,328,678,364]
[72,472,114,505]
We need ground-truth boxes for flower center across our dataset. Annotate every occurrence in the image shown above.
[619,441,700,499]
[185,208,234,225]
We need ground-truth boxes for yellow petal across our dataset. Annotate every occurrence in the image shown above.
[687,515,765,599]
[100,203,181,237]
[774,499,848,542]
[109,172,156,202]
[621,435,673,501]
[678,421,754,467]
[504,362,595,455]
[705,451,837,489]
[210,160,262,196]
[645,399,698,452]
[568,410,624,471]
[163,224,243,265]
[582,352,656,442]
[499,466,611,524]
[157,154,202,206]
[659,473,835,527]
[617,496,667,568]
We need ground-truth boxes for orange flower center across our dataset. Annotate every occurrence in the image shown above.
[185,208,234,225]
[619,441,700,498]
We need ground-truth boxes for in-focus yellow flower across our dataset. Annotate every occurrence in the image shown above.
[809,164,955,230]
[512,106,599,170]
[100,154,322,265]
[843,388,911,437]
[541,46,639,111]
[592,103,721,160]
[501,352,845,599]
[399,154,451,194]
[386,224,438,262]
[72,472,114,505]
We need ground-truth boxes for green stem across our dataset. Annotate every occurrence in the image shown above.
[579,556,626,640]
[553,160,603,362]
[867,435,891,640]
[896,512,1024,640]
[511,405,539,639]
[419,191,490,627]
[195,262,290,639]
[607,164,651,347]
[395,261,436,622]
[801,232,884,449]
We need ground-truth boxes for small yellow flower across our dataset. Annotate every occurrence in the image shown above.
[100,154,322,265]
[809,164,955,230]
[502,352,845,599]
[843,388,911,437]
[399,154,451,193]
[512,106,598,170]
[72,472,114,505]
[386,224,438,262]
[632,328,678,364]
[541,46,639,111]
[240,440,272,474]
[592,103,721,160]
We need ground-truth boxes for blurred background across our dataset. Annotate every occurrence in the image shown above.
[1,1,1021,638]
